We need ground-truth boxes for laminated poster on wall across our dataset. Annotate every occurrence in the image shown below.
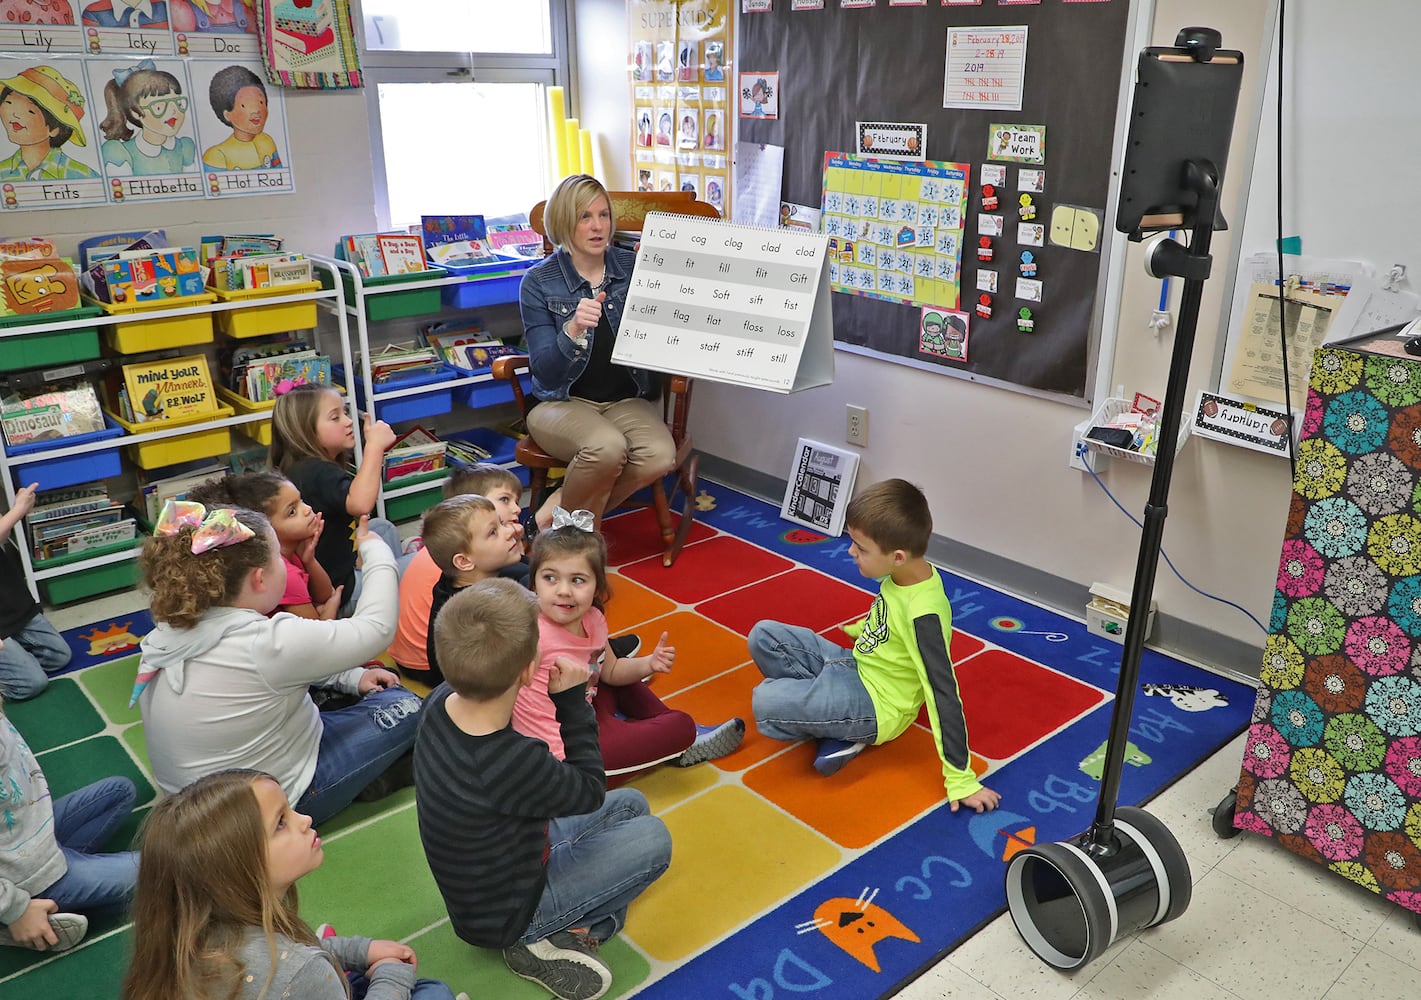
[0,52,293,210]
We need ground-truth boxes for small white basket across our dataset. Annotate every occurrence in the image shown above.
[1082,397,1188,467]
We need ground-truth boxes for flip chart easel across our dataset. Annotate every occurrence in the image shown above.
[611,212,835,392]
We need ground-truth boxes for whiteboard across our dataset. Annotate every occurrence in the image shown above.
[1217,0,1421,404]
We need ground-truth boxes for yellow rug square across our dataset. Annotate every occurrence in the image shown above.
[625,757,719,813]
[624,785,841,963]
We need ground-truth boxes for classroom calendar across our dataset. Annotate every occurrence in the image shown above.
[820,151,970,311]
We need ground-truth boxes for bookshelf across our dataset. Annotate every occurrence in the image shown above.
[0,260,356,605]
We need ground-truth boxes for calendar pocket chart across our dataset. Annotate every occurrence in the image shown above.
[821,151,970,310]
[612,212,835,393]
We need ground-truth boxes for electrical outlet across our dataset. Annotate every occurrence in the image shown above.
[1070,417,1104,473]
[846,404,869,447]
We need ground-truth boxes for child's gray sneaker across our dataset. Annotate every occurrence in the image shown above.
[502,928,612,1000]
[0,911,87,951]
[674,718,745,766]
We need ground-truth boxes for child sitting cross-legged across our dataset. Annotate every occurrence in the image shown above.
[516,517,744,784]
[415,578,671,1000]
[135,500,422,826]
[0,695,138,953]
[749,478,1001,813]
[121,768,462,1000]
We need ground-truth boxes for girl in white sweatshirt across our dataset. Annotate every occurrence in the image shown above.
[134,501,421,825]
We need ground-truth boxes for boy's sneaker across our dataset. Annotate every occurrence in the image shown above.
[503,928,612,1000]
[813,738,868,776]
[673,718,745,767]
[0,911,87,951]
[316,923,337,940]
[608,633,642,659]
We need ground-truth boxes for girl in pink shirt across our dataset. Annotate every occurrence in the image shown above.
[512,521,743,784]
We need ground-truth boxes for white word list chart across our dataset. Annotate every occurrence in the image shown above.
[612,212,835,392]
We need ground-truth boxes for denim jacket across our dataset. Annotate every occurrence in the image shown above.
[518,246,659,401]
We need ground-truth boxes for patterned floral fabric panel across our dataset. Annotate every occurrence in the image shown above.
[1236,346,1421,915]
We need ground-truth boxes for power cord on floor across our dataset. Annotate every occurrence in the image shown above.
[1077,444,1267,633]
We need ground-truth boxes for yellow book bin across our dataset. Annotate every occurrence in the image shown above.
[98,293,217,353]
[215,387,275,445]
[109,404,235,470]
[213,281,322,338]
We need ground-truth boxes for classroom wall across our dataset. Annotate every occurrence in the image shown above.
[578,0,1286,670]
[5,2,1292,671]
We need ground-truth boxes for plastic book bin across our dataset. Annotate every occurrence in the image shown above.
[8,414,125,491]
[0,306,104,372]
[96,293,217,353]
[382,467,448,522]
[35,536,142,604]
[439,258,535,309]
[446,425,518,467]
[321,267,446,322]
[215,387,276,445]
[334,363,456,423]
[212,281,322,338]
[107,404,236,470]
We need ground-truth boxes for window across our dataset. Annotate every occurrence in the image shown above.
[361,0,570,229]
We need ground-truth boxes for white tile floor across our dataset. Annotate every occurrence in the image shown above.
[48,592,1421,1000]
[891,730,1421,1000]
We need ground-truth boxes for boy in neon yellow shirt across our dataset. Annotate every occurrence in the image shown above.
[749,478,1001,812]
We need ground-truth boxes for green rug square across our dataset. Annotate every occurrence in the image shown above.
[298,801,446,943]
[119,724,149,773]
[0,917,130,985]
[321,785,416,838]
[36,735,155,808]
[4,679,104,753]
[406,920,651,1000]
[75,655,142,727]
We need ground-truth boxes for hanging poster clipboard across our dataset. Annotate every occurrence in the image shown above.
[611,212,835,392]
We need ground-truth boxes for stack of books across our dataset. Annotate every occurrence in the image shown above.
[384,426,447,482]
[360,343,445,383]
[222,339,332,402]
[338,232,429,278]
[484,213,544,259]
[211,253,312,291]
[26,483,135,561]
[418,320,521,372]
[446,435,496,466]
[81,231,205,305]
[1,380,106,448]
[134,463,226,525]
[103,354,219,425]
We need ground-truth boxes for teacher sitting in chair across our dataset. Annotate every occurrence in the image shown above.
[520,174,676,528]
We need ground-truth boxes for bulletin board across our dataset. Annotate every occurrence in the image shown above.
[737,1,1133,399]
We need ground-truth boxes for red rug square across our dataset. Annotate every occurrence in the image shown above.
[955,648,1109,761]
[602,508,717,567]
[698,568,872,636]
[620,536,793,605]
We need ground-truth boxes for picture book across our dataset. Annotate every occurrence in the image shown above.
[384,425,446,482]
[92,247,205,304]
[136,464,227,523]
[0,382,105,448]
[484,213,543,258]
[119,355,218,423]
[377,235,428,275]
[1,256,81,315]
[0,237,57,259]
[78,231,165,269]
[421,215,487,251]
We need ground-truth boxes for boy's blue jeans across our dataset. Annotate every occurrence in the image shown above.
[39,776,139,919]
[748,621,879,744]
[520,788,671,944]
[0,613,72,701]
[295,686,423,827]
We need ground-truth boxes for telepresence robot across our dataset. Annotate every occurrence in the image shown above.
[1004,27,1245,971]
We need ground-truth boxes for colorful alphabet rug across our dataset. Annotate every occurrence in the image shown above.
[0,481,1253,999]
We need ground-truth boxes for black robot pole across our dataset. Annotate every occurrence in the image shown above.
[1085,159,1219,858]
